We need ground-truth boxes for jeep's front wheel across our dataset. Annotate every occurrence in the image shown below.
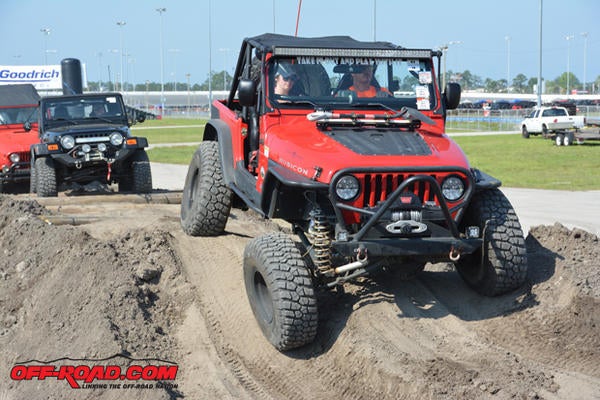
[180,141,232,236]
[456,188,527,296]
[243,232,318,351]
[35,157,58,197]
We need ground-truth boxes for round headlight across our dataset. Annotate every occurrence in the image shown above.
[335,175,360,200]
[109,132,123,146]
[60,135,75,150]
[442,176,465,201]
[9,153,20,163]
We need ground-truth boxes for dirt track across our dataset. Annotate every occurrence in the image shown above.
[0,191,599,400]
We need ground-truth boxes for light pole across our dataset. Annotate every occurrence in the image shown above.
[108,49,119,91]
[505,36,511,93]
[40,28,51,65]
[565,34,574,95]
[168,49,181,91]
[219,48,230,91]
[440,41,461,89]
[116,21,126,93]
[208,0,213,109]
[186,73,191,114]
[96,52,103,90]
[156,7,167,116]
[581,32,588,92]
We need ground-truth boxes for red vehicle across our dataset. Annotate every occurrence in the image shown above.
[181,34,528,350]
[0,84,40,192]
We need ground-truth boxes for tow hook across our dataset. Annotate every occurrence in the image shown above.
[75,160,82,169]
[107,162,112,182]
[449,245,461,261]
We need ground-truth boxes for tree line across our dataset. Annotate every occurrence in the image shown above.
[86,69,600,95]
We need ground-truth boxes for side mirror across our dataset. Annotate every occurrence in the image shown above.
[238,79,257,107]
[23,121,32,132]
[136,113,146,123]
[444,82,461,110]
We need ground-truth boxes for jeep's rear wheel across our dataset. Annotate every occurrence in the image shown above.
[243,232,318,351]
[181,141,232,236]
[456,188,527,296]
[35,157,58,197]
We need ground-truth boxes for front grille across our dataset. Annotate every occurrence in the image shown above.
[17,152,31,163]
[357,173,438,208]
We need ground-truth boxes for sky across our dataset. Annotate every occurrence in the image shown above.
[2,0,600,88]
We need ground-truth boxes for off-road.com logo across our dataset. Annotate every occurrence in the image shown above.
[10,356,178,389]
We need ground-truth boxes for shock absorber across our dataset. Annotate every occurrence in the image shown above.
[308,209,333,275]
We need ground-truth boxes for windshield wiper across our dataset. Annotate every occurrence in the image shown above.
[85,116,113,123]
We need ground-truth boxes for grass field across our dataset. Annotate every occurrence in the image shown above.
[144,119,600,190]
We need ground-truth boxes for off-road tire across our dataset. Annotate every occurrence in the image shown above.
[29,163,37,193]
[118,150,152,193]
[181,141,232,236]
[521,125,529,138]
[243,232,318,351]
[35,157,58,197]
[131,150,152,193]
[456,188,527,296]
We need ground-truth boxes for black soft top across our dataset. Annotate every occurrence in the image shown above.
[246,33,401,51]
[0,84,40,107]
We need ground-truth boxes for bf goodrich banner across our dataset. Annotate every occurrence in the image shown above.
[0,64,87,90]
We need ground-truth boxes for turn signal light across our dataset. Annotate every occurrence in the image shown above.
[126,138,137,145]
[47,144,59,151]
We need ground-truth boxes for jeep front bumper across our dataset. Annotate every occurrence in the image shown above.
[328,172,482,262]
[32,137,148,168]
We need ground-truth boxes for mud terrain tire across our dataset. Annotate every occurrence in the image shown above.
[243,232,318,351]
[29,164,37,193]
[456,188,527,296]
[35,157,57,197]
[181,141,232,236]
[118,150,152,193]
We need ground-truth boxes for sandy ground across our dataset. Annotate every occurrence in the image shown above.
[0,164,599,399]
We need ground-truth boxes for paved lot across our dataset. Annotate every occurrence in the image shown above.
[151,162,600,236]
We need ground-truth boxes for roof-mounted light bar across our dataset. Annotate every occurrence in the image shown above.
[273,47,433,59]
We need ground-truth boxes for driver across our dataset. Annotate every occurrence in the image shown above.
[273,63,298,96]
[349,65,391,98]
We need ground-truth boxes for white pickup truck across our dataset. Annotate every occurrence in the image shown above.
[521,106,585,145]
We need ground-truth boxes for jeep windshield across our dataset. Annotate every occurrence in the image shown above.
[0,106,38,125]
[267,55,438,112]
[41,95,127,129]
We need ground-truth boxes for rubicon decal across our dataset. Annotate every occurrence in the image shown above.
[10,355,178,390]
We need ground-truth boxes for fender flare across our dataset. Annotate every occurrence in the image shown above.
[202,120,235,186]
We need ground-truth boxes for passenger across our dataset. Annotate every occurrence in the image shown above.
[91,103,107,117]
[273,63,298,96]
[349,65,391,98]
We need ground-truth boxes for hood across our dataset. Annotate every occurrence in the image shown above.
[0,129,39,156]
[264,115,470,183]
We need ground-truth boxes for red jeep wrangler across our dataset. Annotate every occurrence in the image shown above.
[0,84,40,193]
[181,34,528,351]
